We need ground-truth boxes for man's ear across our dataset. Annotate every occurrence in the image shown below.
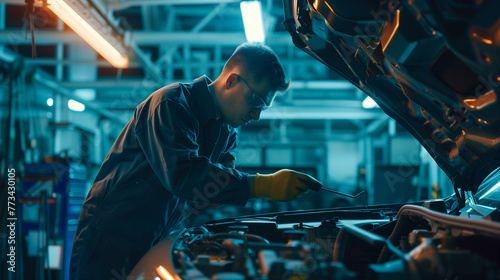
[225,73,239,90]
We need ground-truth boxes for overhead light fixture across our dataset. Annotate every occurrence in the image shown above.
[362,96,379,109]
[240,1,265,43]
[47,98,54,107]
[68,99,85,112]
[46,0,129,68]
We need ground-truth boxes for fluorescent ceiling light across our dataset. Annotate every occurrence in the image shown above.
[362,96,379,109]
[47,98,54,107]
[47,0,129,68]
[68,99,85,112]
[240,1,265,43]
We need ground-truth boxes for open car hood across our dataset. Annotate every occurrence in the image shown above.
[283,0,500,193]
[127,2,500,279]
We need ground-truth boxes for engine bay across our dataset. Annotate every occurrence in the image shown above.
[131,200,500,280]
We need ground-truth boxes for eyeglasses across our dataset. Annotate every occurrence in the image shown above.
[238,75,272,110]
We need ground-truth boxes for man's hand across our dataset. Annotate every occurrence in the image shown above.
[252,169,322,201]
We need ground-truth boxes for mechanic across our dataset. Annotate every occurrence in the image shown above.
[69,42,322,279]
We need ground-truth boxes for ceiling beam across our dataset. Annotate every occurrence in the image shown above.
[291,80,355,90]
[95,104,384,121]
[155,3,227,70]
[107,0,240,10]
[191,3,226,33]
[260,107,384,120]
[23,57,326,71]
[358,115,391,136]
[0,30,292,45]
[53,79,355,91]
[131,31,293,45]
[1,33,164,84]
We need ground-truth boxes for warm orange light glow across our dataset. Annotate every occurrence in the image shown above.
[313,0,320,9]
[324,0,333,12]
[472,32,493,45]
[47,0,129,68]
[481,38,493,45]
[156,265,176,280]
[382,10,400,52]
[465,134,500,146]
[463,90,497,109]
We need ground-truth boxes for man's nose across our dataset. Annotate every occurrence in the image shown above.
[249,108,262,121]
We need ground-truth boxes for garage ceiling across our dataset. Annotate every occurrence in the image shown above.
[0,0,388,139]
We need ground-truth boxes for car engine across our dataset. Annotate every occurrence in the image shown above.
[131,200,500,280]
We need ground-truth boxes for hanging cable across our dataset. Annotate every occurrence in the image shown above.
[24,0,37,58]
[17,71,29,163]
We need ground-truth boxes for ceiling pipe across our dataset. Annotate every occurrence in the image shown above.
[51,79,355,91]
[0,30,291,45]
[23,57,324,72]
[128,41,163,84]
[358,115,390,137]
[260,106,383,120]
[106,0,239,11]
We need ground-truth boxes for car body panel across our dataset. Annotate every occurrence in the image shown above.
[283,0,500,193]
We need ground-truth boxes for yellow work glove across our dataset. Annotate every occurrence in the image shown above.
[254,169,322,201]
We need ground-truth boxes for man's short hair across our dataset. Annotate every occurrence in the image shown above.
[224,43,290,93]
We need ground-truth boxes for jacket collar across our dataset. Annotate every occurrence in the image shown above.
[191,75,219,128]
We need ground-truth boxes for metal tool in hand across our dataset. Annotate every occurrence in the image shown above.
[321,188,364,199]
[299,178,364,199]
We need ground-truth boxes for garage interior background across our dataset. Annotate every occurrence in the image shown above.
[1,0,453,279]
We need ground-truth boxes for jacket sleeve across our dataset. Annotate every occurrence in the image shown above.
[218,131,237,168]
[134,97,250,206]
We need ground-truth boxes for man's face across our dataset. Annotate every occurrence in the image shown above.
[222,74,275,128]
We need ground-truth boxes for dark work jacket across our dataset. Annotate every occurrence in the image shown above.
[70,76,250,279]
